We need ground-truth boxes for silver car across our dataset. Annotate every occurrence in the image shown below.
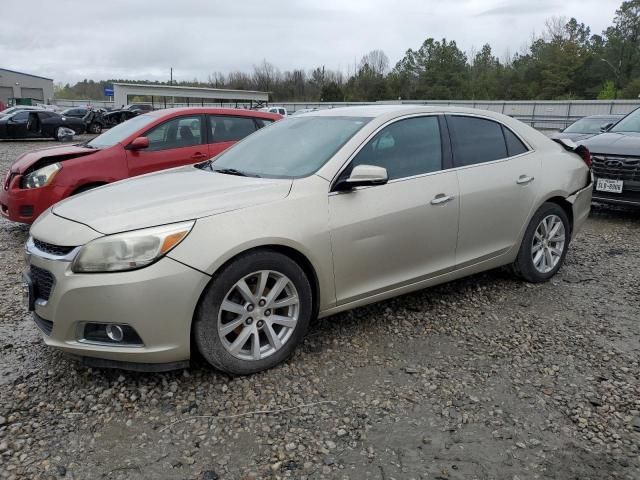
[25,106,593,374]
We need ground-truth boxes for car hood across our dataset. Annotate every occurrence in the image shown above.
[52,166,293,234]
[579,132,640,156]
[550,132,597,142]
[9,144,98,174]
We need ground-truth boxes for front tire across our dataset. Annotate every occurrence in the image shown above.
[194,250,313,375]
[512,202,571,283]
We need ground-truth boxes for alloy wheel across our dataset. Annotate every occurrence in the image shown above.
[217,270,300,361]
[531,214,566,274]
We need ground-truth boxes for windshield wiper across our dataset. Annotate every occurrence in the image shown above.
[212,168,260,178]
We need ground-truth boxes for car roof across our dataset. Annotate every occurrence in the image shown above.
[304,104,512,119]
[145,107,281,119]
[580,114,625,119]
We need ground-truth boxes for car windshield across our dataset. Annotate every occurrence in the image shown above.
[564,117,614,134]
[86,114,157,149]
[610,108,640,133]
[204,116,371,178]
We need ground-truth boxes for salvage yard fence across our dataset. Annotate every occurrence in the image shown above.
[53,99,640,132]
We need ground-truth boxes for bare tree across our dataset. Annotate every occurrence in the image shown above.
[543,16,568,41]
[358,50,390,75]
[207,72,227,88]
[227,71,253,90]
[253,60,279,92]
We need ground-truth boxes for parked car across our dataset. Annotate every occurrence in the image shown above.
[60,107,106,134]
[0,105,44,119]
[580,107,640,206]
[0,110,85,141]
[291,107,320,116]
[551,114,624,142]
[102,108,139,127]
[23,106,592,374]
[126,103,154,114]
[260,106,288,116]
[1,107,280,223]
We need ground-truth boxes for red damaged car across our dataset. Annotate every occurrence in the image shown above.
[1,108,281,223]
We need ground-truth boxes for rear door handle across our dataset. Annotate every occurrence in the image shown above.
[517,175,535,185]
[191,153,208,160]
[430,193,455,205]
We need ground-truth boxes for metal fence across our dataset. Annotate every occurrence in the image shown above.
[52,99,640,131]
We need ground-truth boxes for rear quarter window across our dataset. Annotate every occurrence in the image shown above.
[502,126,529,156]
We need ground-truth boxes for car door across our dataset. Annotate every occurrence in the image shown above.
[6,111,30,138]
[207,115,258,157]
[37,112,57,137]
[329,115,459,305]
[126,114,208,177]
[446,114,539,266]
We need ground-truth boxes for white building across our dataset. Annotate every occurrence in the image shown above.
[0,68,54,105]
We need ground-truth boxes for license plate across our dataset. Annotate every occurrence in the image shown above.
[596,178,623,193]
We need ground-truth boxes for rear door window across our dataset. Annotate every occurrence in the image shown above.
[208,115,257,143]
[448,116,508,166]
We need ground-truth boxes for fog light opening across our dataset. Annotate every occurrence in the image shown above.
[106,324,124,342]
[82,322,143,346]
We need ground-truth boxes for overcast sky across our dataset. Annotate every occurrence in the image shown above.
[0,0,621,85]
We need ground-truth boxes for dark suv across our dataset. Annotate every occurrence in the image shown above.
[580,107,640,206]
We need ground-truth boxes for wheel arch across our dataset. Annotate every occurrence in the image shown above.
[71,181,108,195]
[188,243,322,363]
[539,195,574,234]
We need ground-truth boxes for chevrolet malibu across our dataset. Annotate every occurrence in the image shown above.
[1,107,281,223]
[24,106,593,374]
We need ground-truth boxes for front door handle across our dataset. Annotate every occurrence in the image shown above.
[430,193,455,205]
[191,152,208,160]
[517,175,535,185]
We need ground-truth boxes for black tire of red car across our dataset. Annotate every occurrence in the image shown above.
[512,202,571,283]
[194,250,313,375]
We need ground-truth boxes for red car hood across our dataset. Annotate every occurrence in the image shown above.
[10,144,98,174]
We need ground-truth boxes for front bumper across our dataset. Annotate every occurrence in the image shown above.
[27,249,211,366]
[592,190,640,207]
[1,174,68,223]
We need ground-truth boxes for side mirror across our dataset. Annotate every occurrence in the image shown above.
[127,136,149,150]
[334,164,388,191]
[600,122,614,132]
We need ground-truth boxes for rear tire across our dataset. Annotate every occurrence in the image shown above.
[512,202,571,283]
[194,250,313,375]
[52,127,60,140]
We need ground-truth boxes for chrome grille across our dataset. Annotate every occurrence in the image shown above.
[592,155,640,182]
[33,238,75,256]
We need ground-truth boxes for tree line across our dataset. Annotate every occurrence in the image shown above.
[55,1,640,103]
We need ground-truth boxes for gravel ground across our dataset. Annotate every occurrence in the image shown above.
[0,138,639,480]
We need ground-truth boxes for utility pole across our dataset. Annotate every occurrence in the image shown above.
[170,68,173,86]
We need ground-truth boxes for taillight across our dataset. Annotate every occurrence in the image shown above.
[575,145,592,168]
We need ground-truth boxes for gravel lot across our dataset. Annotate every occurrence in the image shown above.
[0,137,639,480]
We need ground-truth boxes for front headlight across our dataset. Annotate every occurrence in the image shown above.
[71,221,194,273]
[22,163,61,189]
